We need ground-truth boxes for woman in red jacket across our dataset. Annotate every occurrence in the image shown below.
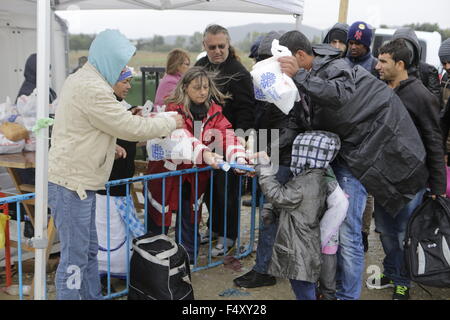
[146,67,247,263]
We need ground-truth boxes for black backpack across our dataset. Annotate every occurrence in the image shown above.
[128,233,194,300]
[404,196,450,287]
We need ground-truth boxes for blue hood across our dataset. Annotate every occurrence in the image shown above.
[88,29,136,86]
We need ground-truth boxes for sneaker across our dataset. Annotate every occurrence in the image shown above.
[366,273,394,289]
[211,237,234,257]
[362,231,369,252]
[200,231,218,245]
[392,285,410,300]
[233,269,276,288]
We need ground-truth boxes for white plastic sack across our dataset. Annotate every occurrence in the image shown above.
[15,116,35,131]
[0,97,18,123]
[147,128,195,162]
[16,89,37,117]
[95,194,131,277]
[250,39,300,115]
[320,185,348,252]
[24,132,36,152]
[0,134,25,154]
[146,112,193,161]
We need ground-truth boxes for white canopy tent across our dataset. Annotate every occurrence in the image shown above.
[1,0,305,300]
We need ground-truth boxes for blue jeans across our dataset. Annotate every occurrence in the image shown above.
[48,182,102,300]
[332,161,367,300]
[253,165,292,274]
[289,280,316,300]
[374,189,425,287]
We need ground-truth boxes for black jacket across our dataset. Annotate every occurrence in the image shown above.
[195,54,255,131]
[395,76,446,195]
[294,44,428,215]
[392,28,441,101]
[264,100,311,167]
[418,62,442,101]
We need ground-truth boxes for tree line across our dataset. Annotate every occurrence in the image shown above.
[69,23,450,52]
[68,31,261,52]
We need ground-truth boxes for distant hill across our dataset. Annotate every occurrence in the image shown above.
[164,22,324,44]
[227,23,323,42]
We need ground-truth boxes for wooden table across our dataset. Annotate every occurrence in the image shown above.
[0,151,36,169]
[0,152,36,223]
[0,151,56,299]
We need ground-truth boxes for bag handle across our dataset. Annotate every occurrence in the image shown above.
[134,234,179,260]
[270,39,292,58]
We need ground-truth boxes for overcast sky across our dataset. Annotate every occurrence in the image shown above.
[56,0,450,39]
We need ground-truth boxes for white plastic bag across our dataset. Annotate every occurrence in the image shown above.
[24,132,36,152]
[16,89,37,117]
[147,128,195,162]
[0,97,18,123]
[320,185,348,252]
[0,134,25,154]
[250,39,300,115]
[15,116,35,131]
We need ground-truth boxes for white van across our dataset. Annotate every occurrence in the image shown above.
[372,28,442,70]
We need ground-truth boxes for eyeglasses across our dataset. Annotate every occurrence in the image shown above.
[207,44,227,51]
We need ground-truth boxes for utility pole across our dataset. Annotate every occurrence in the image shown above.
[338,0,349,24]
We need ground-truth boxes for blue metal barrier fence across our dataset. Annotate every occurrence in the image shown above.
[101,163,259,299]
[0,193,36,300]
[0,164,260,300]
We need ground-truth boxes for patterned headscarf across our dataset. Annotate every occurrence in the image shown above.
[290,131,341,176]
[117,66,133,82]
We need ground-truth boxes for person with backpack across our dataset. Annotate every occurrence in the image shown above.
[368,39,446,300]
[277,30,429,300]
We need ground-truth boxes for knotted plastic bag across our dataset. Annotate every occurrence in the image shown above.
[146,112,194,162]
[250,39,300,115]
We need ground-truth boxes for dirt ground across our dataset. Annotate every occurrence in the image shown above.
[1,194,450,300]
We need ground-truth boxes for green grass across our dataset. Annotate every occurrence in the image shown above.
[69,49,254,73]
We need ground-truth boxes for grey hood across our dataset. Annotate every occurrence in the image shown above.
[392,27,421,67]
[323,23,349,44]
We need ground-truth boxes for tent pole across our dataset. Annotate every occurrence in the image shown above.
[34,0,50,300]
[295,14,303,31]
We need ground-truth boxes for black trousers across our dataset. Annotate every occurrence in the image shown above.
[204,170,241,241]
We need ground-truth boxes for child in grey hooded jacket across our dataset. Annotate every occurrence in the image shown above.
[254,130,343,300]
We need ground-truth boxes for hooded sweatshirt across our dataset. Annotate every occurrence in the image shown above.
[323,23,349,46]
[49,30,176,199]
[392,27,441,100]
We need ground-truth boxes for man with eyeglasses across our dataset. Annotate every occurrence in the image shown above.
[195,24,255,257]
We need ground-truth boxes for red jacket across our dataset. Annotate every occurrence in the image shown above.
[146,102,245,226]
